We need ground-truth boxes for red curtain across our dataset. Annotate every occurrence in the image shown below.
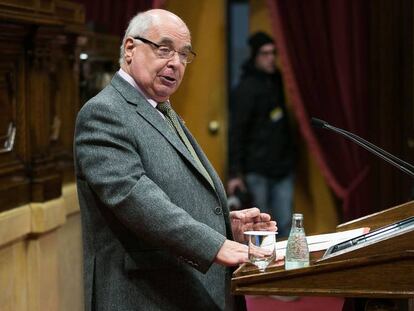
[266,0,371,221]
[72,0,154,37]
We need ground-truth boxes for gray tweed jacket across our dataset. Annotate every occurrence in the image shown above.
[74,73,241,311]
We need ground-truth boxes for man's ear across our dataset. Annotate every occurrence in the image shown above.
[124,37,135,64]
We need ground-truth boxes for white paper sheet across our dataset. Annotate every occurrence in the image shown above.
[276,227,370,257]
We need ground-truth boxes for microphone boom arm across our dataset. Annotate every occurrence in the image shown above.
[312,118,414,178]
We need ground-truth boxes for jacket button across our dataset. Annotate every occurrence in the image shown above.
[214,206,222,215]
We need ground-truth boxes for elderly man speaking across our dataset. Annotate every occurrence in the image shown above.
[74,9,276,311]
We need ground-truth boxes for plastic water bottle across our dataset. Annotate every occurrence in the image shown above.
[285,213,310,270]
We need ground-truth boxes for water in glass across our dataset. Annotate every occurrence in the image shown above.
[245,231,277,272]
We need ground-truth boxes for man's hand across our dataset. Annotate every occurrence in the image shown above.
[214,240,249,266]
[227,177,246,195]
[230,207,277,243]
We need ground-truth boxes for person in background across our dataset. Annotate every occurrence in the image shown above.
[228,31,296,238]
[74,9,276,311]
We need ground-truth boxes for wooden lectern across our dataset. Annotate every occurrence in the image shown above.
[232,201,414,309]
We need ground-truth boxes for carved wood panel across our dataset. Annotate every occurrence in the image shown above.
[26,25,63,202]
[0,0,96,210]
[49,34,80,184]
[0,23,30,212]
[0,0,85,209]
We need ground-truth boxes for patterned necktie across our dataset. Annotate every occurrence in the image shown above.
[157,102,215,189]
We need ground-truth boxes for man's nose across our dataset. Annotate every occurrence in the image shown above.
[167,51,183,66]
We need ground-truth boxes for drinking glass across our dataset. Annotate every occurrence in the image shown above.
[244,231,277,272]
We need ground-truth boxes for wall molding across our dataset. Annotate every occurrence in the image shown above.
[0,183,79,247]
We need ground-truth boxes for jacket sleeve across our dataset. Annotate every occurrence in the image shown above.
[74,99,226,273]
[228,82,256,178]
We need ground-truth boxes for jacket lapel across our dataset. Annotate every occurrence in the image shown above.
[110,73,216,191]
[183,124,232,237]
[182,124,228,206]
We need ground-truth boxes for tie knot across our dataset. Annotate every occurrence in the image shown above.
[157,102,172,114]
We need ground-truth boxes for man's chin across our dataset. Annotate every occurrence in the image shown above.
[153,86,177,101]
[152,93,172,103]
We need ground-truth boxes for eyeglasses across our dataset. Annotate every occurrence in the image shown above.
[133,36,196,64]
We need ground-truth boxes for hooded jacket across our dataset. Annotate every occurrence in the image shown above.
[228,60,295,179]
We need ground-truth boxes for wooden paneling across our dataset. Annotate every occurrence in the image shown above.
[0,240,28,311]
[27,231,60,311]
[0,184,83,311]
[0,23,30,212]
[57,212,83,311]
[0,2,120,311]
[26,25,64,202]
[0,205,31,247]
[0,0,86,210]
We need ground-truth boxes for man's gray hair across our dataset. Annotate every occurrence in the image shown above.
[119,11,155,66]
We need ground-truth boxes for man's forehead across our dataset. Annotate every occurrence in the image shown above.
[157,36,192,50]
[146,25,192,49]
[260,43,275,51]
[148,20,190,39]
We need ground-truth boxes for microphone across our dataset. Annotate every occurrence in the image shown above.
[311,117,414,178]
[311,118,329,129]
